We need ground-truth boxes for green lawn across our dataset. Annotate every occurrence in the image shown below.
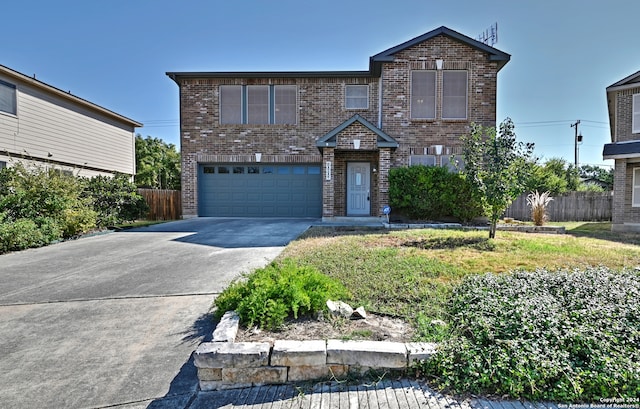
[278,222,640,341]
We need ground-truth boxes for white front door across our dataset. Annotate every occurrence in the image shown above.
[347,162,370,215]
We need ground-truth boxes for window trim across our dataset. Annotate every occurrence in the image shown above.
[345,84,369,110]
[633,94,640,134]
[0,79,17,116]
[442,70,468,120]
[633,167,640,207]
[410,70,436,120]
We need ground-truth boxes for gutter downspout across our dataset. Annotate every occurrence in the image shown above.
[378,69,383,129]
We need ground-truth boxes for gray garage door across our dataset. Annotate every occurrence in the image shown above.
[198,164,322,217]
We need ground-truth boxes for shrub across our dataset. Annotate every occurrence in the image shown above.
[214,259,350,330]
[0,216,61,253]
[389,165,483,222]
[527,190,553,226]
[420,267,640,402]
[83,174,148,227]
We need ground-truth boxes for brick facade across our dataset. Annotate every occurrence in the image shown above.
[168,27,509,218]
[605,77,640,231]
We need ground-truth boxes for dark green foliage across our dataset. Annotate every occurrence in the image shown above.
[83,174,148,227]
[0,163,96,240]
[0,215,61,253]
[388,165,483,222]
[421,268,640,402]
[135,134,181,190]
[214,259,350,330]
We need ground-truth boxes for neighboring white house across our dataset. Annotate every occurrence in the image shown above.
[0,64,142,177]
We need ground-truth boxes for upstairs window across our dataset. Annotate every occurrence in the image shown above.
[247,85,269,124]
[220,85,296,125]
[0,79,17,115]
[345,85,368,109]
[410,71,436,119]
[442,71,468,119]
[633,94,640,134]
[274,85,297,124]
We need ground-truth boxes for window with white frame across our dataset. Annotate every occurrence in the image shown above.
[219,85,297,125]
[0,161,6,170]
[442,71,468,119]
[410,71,436,119]
[0,79,17,115]
[633,94,640,134]
[345,85,368,109]
[633,168,640,207]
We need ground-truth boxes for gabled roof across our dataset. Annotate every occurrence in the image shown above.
[369,26,511,75]
[316,114,399,149]
[606,69,640,141]
[0,64,142,128]
[607,70,640,92]
[167,25,510,82]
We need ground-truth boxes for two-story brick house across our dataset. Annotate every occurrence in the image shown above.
[603,70,640,232]
[167,26,510,219]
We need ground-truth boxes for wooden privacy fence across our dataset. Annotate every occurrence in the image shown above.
[138,189,181,221]
[503,191,612,222]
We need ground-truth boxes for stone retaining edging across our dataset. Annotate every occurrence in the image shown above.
[194,311,436,391]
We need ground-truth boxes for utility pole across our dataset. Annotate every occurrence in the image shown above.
[570,120,582,168]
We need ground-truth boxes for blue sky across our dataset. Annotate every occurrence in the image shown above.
[3,0,639,168]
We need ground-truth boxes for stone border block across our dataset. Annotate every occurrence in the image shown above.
[222,366,287,385]
[197,367,222,381]
[212,311,239,342]
[199,380,252,391]
[326,340,407,369]
[406,342,437,364]
[271,340,327,367]
[194,342,270,368]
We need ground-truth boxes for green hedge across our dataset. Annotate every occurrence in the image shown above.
[421,267,640,402]
[388,165,483,222]
[0,163,148,254]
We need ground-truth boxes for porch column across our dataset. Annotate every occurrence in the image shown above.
[322,148,335,218]
[377,148,391,217]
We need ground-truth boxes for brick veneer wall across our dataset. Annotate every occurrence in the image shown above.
[610,87,640,231]
[380,35,499,168]
[176,34,501,217]
[614,88,640,142]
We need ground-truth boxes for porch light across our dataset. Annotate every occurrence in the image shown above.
[255,153,262,162]
[435,59,444,70]
[353,139,361,150]
[434,145,443,155]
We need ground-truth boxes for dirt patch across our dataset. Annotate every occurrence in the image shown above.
[234,313,414,344]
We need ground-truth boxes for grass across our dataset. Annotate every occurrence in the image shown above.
[278,222,640,341]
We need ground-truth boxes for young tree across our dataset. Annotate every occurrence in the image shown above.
[462,118,535,238]
[135,134,181,190]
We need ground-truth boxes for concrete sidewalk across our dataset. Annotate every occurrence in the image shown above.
[188,379,564,409]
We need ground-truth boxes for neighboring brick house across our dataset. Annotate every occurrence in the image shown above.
[0,64,142,177]
[167,26,510,219]
[603,70,640,232]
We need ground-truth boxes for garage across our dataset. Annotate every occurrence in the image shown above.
[198,164,322,217]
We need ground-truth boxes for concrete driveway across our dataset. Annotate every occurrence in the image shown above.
[0,218,314,409]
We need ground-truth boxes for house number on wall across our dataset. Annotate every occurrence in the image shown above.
[325,161,332,181]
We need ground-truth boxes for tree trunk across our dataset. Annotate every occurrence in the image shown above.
[489,215,498,239]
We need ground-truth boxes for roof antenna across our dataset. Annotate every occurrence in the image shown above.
[476,23,498,46]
